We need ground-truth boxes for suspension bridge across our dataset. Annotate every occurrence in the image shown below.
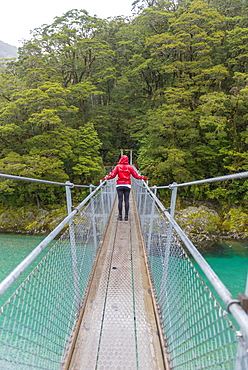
[0,170,248,369]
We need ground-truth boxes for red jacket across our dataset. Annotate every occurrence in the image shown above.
[103,155,148,185]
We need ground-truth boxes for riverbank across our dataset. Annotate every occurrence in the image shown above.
[175,204,248,243]
[0,204,67,234]
[0,203,248,243]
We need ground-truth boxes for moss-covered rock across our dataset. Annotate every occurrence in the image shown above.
[0,205,67,234]
[1,202,248,243]
[221,207,248,239]
[175,205,248,242]
[175,205,222,242]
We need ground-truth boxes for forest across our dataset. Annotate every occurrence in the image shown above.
[0,0,247,211]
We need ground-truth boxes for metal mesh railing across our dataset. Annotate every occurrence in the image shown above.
[1,170,248,369]
[133,178,239,369]
[0,179,116,369]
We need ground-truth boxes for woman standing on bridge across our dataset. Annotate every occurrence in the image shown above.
[102,155,148,221]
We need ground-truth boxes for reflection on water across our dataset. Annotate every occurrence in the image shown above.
[198,239,248,258]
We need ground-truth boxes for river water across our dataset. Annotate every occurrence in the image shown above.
[0,234,247,306]
[0,234,51,306]
[0,233,246,370]
[197,239,248,299]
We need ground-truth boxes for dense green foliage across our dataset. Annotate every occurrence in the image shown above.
[0,0,247,207]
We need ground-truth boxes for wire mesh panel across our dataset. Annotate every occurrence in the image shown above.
[0,180,116,370]
[132,179,238,369]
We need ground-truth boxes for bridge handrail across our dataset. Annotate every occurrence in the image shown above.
[0,181,105,298]
[152,170,248,189]
[0,177,116,369]
[142,179,248,347]
[0,172,95,188]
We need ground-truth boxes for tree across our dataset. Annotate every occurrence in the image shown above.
[0,152,68,206]
[1,0,248,208]
[225,27,248,74]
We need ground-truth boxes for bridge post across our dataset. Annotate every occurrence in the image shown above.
[130,149,133,165]
[160,183,178,329]
[120,148,133,165]
[138,184,143,215]
[100,184,107,227]
[147,186,157,255]
[169,182,178,219]
[235,331,248,370]
[106,182,112,215]
[90,185,98,253]
[141,185,147,229]
[66,182,80,307]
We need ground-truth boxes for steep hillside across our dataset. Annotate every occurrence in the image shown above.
[0,40,18,59]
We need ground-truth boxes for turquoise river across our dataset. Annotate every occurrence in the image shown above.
[0,234,247,307]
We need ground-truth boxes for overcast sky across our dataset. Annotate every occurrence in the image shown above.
[1,0,134,47]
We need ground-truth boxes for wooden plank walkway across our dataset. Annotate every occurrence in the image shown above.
[65,191,168,369]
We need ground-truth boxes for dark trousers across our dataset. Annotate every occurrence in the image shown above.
[117,186,131,217]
